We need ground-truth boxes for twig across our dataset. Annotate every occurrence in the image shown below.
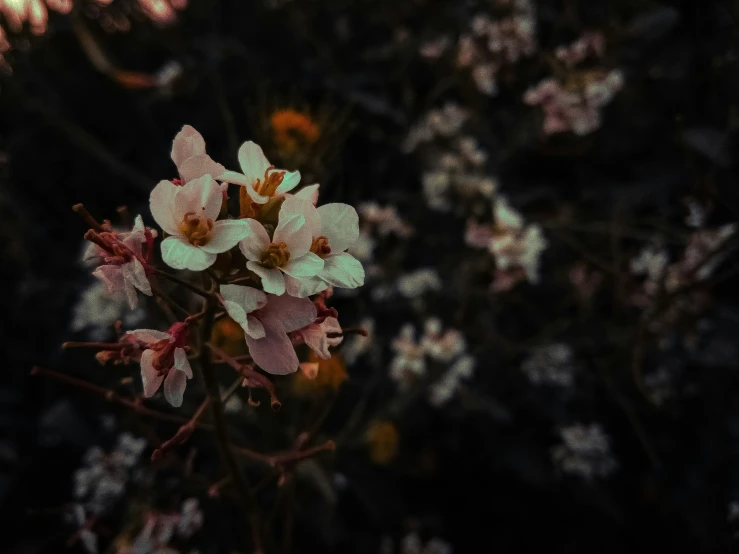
[153,268,214,299]
[198,298,263,554]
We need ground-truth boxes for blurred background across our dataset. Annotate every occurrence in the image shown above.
[2,0,739,553]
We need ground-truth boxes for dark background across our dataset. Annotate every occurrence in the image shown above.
[2,0,739,553]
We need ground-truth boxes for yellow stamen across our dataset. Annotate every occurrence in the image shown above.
[178,212,214,246]
[260,241,291,269]
[254,165,285,197]
[309,236,331,258]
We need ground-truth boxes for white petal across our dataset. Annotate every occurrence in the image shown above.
[163,369,187,407]
[262,293,317,332]
[222,299,248,331]
[274,169,301,194]
[174,348,193,378]
[171,125,206,167]
[161,236,217,271]
[173,174,222,223]
[318,203,360,252]
[247,262,286,295]
[238,141,271,184]
[274,213,311,257]
[281,252,324,278]
[217,170,250,186]
[220,284,267,315]
[149,180,180,235]
[293,183,320,205]
[127,259,152,296]
[319,252,365,288]
[200,219,252,254]
[140,350,164,397]
[238,219,271,261]
[179,154,226,184]
[281,196,320,236]
[285,275,329,298]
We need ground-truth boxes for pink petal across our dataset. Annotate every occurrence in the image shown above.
[317,203,359,252]
[92,264,125,296]
[161,236,217,271]
[163,368,187,407]
[171,125,206,167]
[220,284,268,314]
[173,174,222,223]
[140,349,165,397]
[179,154,226,184]
[293,183,320,205]
[245,319,299,375]
[200,219,252,254]
[301,324,331,359]
[262,294,317,333]
[274,213,311,257]
[128,329,172,343]
[149,180,180,235]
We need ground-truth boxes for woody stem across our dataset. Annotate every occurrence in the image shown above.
[198,297,263,554]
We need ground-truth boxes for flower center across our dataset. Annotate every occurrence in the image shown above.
[150,339,175,374]
[254,166,286,197]
[178,212,214,246]
[260,242,291,269]
[310,236,332,258]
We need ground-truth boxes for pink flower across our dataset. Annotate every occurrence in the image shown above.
[218,141,302,204]
[280,196,365,297]
[238,199,324,296]
[219,285,317,374]
[127,322,192,407]
[86,215,155,309]
[150,174,251,270]
[293,316,343,359]
[170,125,226,186]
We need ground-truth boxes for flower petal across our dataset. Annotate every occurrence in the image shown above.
[318,203,360,252]
[245,319,299,375]
[200,219,252,254]
[285,275,330,297]
[217,170,250,187]
[220,284,267,318]
[274,169,301,195]
[128,329,172,343]
[238,141,271,184]
[127,259,152,296]
[292,183,320,205]
[281,195,320,236]
[281,252,324,279]
[174,348,193,378]
[161,236,217,271]
[171,125,206,167]
[238,219,271,260]
[150,180,180,235]
[179,154,226,184]
[262,293,317,333]
[140,349,165,398]
[163,368,187,407]
[319,252,365,288]
[274,213,311,257]
[246,315,266,339]
[247,262,286,295]
[173,174,222,223]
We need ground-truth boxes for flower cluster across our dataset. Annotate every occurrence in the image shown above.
[466,196,547,290]
[551,423,617,480]
[456,0,537,95]
[116,499,203,554]
[80,125,364,407]
[521,343,575,388]
[390,319,474,407]
[524,32,623,135]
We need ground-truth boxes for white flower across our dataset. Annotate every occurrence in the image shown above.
[238,200,325,296]
[150,174,252,271]
[170,125,226,186]
[218,141,303,204]
[279,196,365,297]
